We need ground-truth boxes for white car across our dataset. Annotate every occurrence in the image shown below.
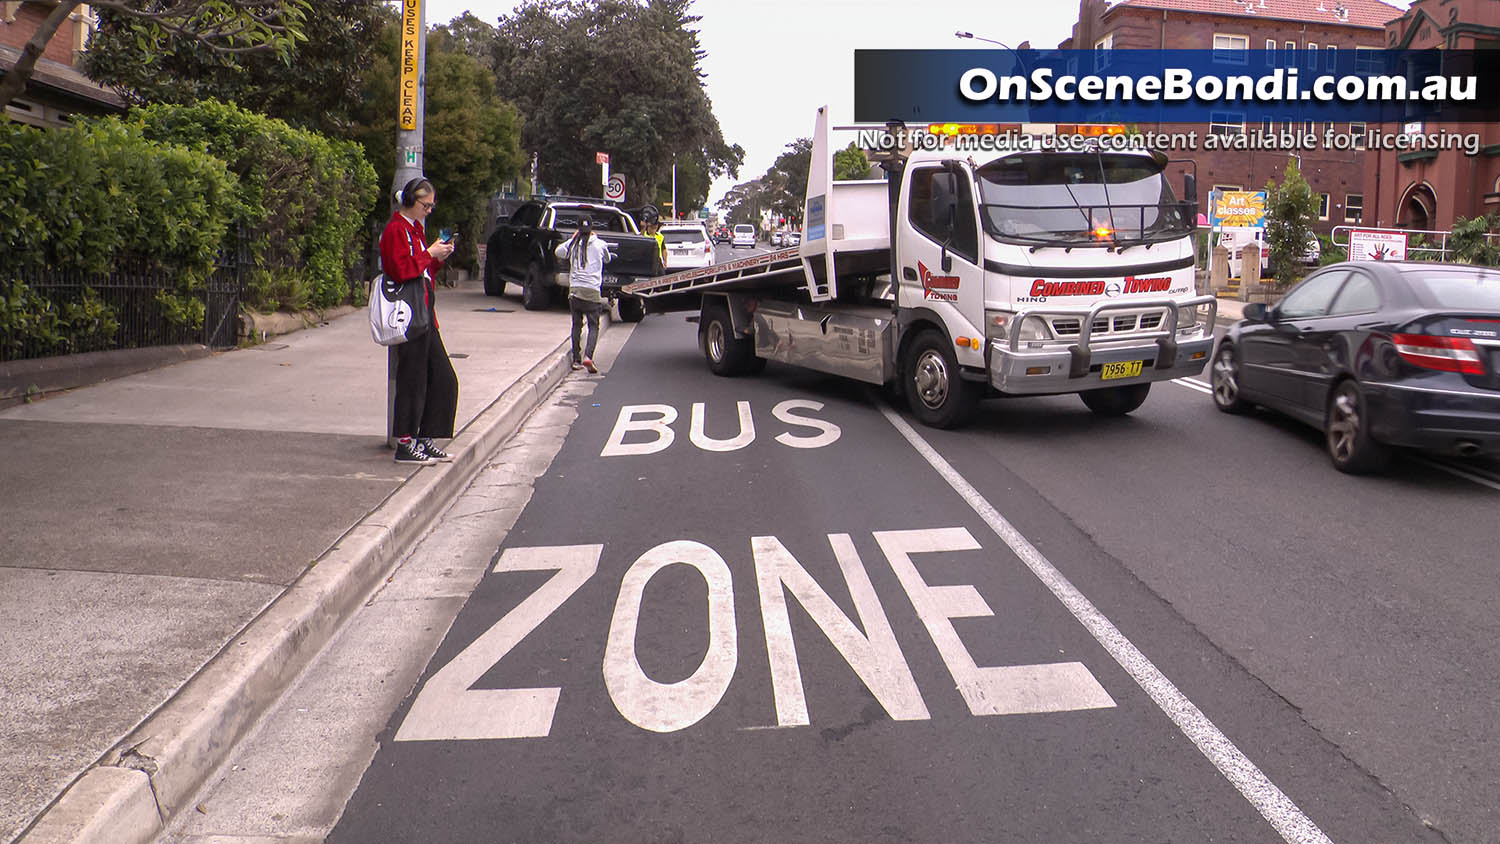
[732,224,757,248]
[784,230,801,246]
[660,222,715,270]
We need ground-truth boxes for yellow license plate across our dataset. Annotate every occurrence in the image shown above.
[1100,360,1144,381]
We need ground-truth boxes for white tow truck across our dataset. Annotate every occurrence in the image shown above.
[623,108,1217,427]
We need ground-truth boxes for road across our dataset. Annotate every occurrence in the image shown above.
[164,242,1499,844]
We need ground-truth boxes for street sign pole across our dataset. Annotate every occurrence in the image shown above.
[388,0,426,448]
[597,151,610,200]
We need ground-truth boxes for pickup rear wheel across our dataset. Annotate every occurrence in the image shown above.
[482,252,503,296]
[521,261,552,310]
[1079,383,1151,416]
[902,330,977,429]
[700,300,756,376]
[617,295,645,323]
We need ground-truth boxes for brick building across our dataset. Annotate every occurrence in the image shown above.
[1359,0,1500,232]
[0,1,123,128]
[1060,0,1401,234]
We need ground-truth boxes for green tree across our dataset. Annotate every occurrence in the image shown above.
[492,0,742,204]
[347,12,524,272]
[84,0,384,136]
[0,0,309,112]
[833,141,871,181]
[1264,159,1319,285]
[1447,214,1500,266]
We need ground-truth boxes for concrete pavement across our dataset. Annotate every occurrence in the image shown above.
[0,278,602,844]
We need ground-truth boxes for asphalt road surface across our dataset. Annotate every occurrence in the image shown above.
[314,302,1497,844]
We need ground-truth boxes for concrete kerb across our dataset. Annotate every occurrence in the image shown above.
[17,325,590,844]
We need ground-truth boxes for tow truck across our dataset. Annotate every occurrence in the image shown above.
[623,107,1217,427]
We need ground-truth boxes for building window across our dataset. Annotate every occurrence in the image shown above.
[1326,44,1337,71]
[1210,112,1246,135]
[1318,193,1330,220]
[1095,33,1112,50]
[1349,121,1366,148]
[1214,34,1249,65]
[1213,184,1243,193]
[1262,118,1274,134]
[1304,119,1315,135]
[1307,43,1318,69]
[1266,39,1276,66]
[1345,193,1363,223]
[1354,46,1381,73]
[1286,40,1296,55]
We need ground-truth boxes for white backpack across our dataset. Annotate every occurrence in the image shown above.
[368,274,414,346]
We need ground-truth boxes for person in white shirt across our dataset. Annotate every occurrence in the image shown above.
[555,217,614,372]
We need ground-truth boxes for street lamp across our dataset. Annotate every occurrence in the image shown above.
[954,31,1014,51]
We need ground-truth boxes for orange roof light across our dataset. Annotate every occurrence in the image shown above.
[1092,225,1115,240]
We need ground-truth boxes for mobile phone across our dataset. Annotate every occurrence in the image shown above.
[439,228,455,243]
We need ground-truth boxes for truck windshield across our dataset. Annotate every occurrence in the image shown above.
[976,152,1191,247]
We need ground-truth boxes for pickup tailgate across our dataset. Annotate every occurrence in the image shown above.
[595,233,661,280]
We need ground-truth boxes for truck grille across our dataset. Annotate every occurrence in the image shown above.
[1047,310,1166,338]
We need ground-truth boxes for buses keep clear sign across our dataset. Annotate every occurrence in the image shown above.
[399,0,421,130]
[1210,191,1266,229]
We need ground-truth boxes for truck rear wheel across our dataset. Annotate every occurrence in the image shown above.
[700,301,757,376]
[617,295,645,323]
[522,261,553,310]
[902,329,977,429]
[1079,383,1151,416]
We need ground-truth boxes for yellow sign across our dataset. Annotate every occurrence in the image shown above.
[399,0,421,131]
[1211,191,1266,228]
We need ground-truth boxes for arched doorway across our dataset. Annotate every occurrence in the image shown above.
[1398,182,1437,231]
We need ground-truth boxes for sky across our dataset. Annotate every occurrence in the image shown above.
[412,0,1085,210]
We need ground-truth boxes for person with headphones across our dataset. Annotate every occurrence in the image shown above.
[379,177,458,464]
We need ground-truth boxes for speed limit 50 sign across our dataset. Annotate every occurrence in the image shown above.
[605,174,626,202]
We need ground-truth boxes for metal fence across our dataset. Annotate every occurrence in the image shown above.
[1,238,243,364]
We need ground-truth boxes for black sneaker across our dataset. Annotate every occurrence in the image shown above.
[394,440,432,464]
[418,437,453,462]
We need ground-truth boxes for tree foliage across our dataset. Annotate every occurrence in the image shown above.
[492,0,742,205]
[0,0,310,111]
[1264,159,1319,285]
[833,142,872,181]
[84,0,385,136]
[1447,214,1500,266]
[717,138,811,227]
[347,11,524,272]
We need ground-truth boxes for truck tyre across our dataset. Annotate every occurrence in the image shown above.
[617,295,646,323]
[522,261,552,311]
[1079,383,1151,416]
[902,329,977,429]
[700,300,756,376]
[483,256,502,297]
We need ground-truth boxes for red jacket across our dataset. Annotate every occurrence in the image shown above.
[379,211,444,327]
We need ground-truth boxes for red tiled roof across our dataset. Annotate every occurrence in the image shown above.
[1111,0,1403,29]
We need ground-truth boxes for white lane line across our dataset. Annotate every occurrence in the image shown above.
[878,405,1332,844]
[1413,456,1500,492]
[1173,378,1215,396]
[1182,376,1214,391]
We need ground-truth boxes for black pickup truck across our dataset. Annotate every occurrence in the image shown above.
[483,198,659,321]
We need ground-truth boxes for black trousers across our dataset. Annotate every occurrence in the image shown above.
[393,325,458,439]
[570,296,602,362]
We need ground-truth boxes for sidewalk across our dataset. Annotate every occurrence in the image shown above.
[0,279,594,844]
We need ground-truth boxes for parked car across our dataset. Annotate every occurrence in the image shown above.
[732,224,757,249]
[771,231,784,247]
[660,221,716,271]
[1209,261,1500,473]
[784,230,801,247]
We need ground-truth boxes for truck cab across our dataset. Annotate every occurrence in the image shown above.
[892,142,1215,424]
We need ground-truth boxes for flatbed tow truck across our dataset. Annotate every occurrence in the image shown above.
[623,107,1217,427]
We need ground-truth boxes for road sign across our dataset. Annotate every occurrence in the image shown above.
[596,152,610,165]
[1349,229,1407,261]
[1210,191,1266,229]
[605,174,626,203]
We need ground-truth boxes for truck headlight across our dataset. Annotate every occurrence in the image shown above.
[985,310,1051,344]
[1176,304,1204,334]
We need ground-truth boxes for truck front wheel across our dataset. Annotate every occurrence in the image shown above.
[1079,383,1151,416]
[522,261,553,310]
[903,330,977,428]
[700,301,757,376]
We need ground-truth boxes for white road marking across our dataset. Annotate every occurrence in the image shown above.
[395,545,601,742]
[1413,456,1500,492]
[772,399,843,448]
[1173,378,1215,396]
[604,540,738,733]
[878,405,1333,844]
[690,401,756,452]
